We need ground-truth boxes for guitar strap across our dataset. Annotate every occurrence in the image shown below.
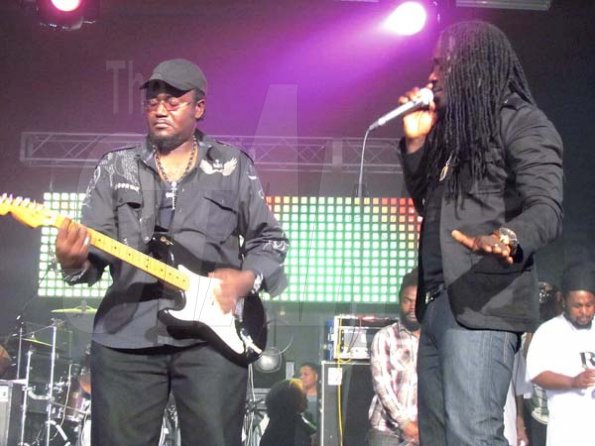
[137,152,158,245]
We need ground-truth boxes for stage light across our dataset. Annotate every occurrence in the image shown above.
[34,0,98,31]
[383,1,429,36]
[50,0,81,12]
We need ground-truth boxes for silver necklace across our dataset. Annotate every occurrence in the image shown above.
[439,153,454,182]
[154,138,197,210]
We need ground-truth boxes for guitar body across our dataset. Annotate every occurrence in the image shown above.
[149,235,268,366]
[0,195,267,366]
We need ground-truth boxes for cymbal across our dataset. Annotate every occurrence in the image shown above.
[51,306,97,315]
[21,337,53,348]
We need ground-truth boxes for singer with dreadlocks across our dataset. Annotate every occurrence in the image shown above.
[398,21,563,445]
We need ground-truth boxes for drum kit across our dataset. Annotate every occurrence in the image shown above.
[4,305,180,446]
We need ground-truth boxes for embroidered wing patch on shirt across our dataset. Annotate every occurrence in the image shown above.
[200,157,238,176]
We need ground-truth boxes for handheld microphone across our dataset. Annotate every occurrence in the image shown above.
[367,88,434,131]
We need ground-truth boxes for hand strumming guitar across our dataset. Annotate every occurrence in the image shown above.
[209,269,256,313]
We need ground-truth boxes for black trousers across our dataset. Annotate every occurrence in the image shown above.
[90,342,248,446]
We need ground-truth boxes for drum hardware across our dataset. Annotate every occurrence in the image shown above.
[18,348,33,446]
[8,316,180,446]
[45,420,72,446]
[9,319,71,446]
[42,320,61,446]
[52,400,89,421]
[15,313,26,382]
[77,372,91,396]
[59,377,90,424]
[22,325,90,445]
[30,419,73,446]
[28,370,90,446]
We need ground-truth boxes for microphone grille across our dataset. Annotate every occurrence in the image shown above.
[419,88,434,105]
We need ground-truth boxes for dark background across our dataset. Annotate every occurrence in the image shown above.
[0,0,593,366]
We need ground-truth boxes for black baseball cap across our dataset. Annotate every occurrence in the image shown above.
[141,59,208,96]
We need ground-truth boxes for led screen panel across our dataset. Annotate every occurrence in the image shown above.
[38,193,420,303]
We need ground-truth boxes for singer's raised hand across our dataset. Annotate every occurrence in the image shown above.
[401,85,437,154]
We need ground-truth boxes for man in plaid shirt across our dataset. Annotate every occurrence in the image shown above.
[367,269,420,446]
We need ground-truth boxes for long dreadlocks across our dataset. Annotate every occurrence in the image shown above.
[423,21,534,196]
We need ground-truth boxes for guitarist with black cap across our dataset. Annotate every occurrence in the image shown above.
[55,58,289,446]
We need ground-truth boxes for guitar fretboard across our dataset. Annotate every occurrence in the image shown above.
[53,214,188,291]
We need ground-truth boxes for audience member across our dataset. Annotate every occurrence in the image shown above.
[367,269,420,446]
[526,266,595,446]
[299,362,320,426]
[260,379,316,446]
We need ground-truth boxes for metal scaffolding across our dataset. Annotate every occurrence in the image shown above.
[20,131,402,174]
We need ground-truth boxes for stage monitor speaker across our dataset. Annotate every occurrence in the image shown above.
[0,380,24,446]
[320,361,374,446]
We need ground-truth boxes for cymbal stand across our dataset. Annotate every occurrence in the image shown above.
[47,420,72,446]
[15,314,26,380]
[44,321,59,446]
[16,348,34,446]
[26,321,62,446]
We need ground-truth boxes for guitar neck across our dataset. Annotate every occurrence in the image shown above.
[53,215,188,291]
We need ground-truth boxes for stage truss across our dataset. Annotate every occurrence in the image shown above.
[20,132,402,174]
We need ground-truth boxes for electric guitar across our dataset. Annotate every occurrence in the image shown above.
[0,194,267,366]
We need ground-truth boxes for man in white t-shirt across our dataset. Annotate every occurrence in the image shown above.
[526,267,595,446]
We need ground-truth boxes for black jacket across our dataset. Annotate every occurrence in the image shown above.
[402,94,563,332]
[71,131,289,348]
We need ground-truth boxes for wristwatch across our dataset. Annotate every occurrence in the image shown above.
[496,227,519,255]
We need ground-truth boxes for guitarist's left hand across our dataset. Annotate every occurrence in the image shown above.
[209,269,256,313]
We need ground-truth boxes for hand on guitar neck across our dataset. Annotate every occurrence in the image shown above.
[55,218,92,274]
[209,269,256,313]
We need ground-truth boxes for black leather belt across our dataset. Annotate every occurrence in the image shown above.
[424,284,445,304]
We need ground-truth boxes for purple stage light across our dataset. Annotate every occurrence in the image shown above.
[383,1,428,36]
[50,0,82,12]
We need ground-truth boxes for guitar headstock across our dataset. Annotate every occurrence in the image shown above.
[0,193,59,229]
